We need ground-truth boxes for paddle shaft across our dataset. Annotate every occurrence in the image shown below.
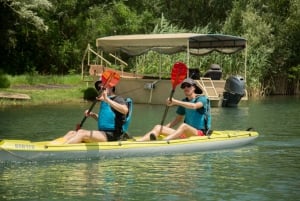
[77,97,99,131]
[160,89,175,126]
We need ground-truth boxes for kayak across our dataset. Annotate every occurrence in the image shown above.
[0,130,259,163]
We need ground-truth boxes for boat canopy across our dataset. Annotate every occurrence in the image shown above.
[96,33,247,56]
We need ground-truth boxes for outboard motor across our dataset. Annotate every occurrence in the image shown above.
[222,75,245,107]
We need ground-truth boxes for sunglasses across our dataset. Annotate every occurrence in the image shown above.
[181,83,192,89]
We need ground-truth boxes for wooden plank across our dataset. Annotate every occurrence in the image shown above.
[0,92,31,100]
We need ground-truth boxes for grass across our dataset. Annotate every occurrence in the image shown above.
[7,74,83,85]
[0,74,95,106]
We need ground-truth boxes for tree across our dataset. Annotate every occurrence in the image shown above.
[222,0,300,95]
[0,0,52,74]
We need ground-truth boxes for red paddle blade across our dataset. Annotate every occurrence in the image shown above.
[101,70,120,88]
[171,62,188,89]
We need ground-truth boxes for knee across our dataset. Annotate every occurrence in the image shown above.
[178,123,189,131]
[69,130,77,134]
[153,125,162,132]
[65,130,76,137]
[78,130,90,137]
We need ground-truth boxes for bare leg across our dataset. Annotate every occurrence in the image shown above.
[48,130,77,144]
[164,123,198,141]
[63,130,77,140]
[65,129,108,144]
[138,125,176,141]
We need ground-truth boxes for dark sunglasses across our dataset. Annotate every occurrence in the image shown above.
[181,83,192,89]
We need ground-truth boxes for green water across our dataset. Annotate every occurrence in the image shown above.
[0,96,299,201]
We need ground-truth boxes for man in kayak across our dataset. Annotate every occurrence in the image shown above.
[139,77,211,141]
[51,81,132,144]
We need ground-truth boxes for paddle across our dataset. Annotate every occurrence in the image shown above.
[76,70,120,131]
[160,62,188,129]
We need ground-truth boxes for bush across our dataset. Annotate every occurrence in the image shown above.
[0,71,11,88]
[83,87,98,101]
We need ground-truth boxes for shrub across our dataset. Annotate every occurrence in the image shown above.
[0,71,11,88]
[83,87,98,101]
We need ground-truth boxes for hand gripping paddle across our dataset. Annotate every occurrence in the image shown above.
[160,62,188,129]
[76,70,120,131]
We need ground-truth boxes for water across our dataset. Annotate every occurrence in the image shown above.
[0,96,299,201]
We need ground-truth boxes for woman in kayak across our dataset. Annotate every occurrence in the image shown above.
[139,77,211,141]
[51,82,131,144]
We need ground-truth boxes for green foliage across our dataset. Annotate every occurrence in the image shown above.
[83,87,98,101]
[152,0,233,31]
[0,0,54,75]
[132,15,188,77]
[287,65,300,86]
[1,0,53,31]
[0,70,11,88]
[25,71,39,85]
[223,0,245,35]
[222,1,278,95]
[7,74,82,86]
[153,13,188,33]
[0,0,299,95]
[243,7,274,88]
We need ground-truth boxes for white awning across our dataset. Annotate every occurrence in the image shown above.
[96,33,246,56]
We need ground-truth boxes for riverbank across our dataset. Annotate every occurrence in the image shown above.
[0,84,86,106]
[0,74,92,106]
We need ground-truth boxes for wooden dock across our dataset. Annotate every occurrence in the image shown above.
[0,92,31,100]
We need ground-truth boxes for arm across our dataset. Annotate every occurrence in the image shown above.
[85,97,128,120]
[165,115,184,128]
[84,110,98,120]
[105,97,128,115]
[167,98,203,110]
[98,89,128,115]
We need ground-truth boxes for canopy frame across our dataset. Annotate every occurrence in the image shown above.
[95,33,247,80]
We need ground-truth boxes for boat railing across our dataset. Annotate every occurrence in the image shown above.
[197,78,219,99]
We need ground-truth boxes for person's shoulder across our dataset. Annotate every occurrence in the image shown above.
[112,95,126,103]
[181,97,188,101]
[114,95,124,99]
[195,95,208,102]
[196,94,208,98]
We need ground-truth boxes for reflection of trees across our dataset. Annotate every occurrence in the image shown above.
[211,107,250,130]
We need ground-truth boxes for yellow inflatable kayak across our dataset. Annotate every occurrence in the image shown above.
[0,130,259,163]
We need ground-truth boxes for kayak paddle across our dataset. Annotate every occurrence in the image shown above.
[160,62,188,129]
[76,70,120,131]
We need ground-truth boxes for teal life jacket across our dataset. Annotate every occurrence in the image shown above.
[98,97,133,135]
[122,97,133,133]
[185,95,211,133]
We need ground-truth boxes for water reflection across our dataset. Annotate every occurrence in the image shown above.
[0,145,262,200]
[0,96,299,201]
[211,106,250,130]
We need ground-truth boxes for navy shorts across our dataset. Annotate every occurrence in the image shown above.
[103,131,121,141]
